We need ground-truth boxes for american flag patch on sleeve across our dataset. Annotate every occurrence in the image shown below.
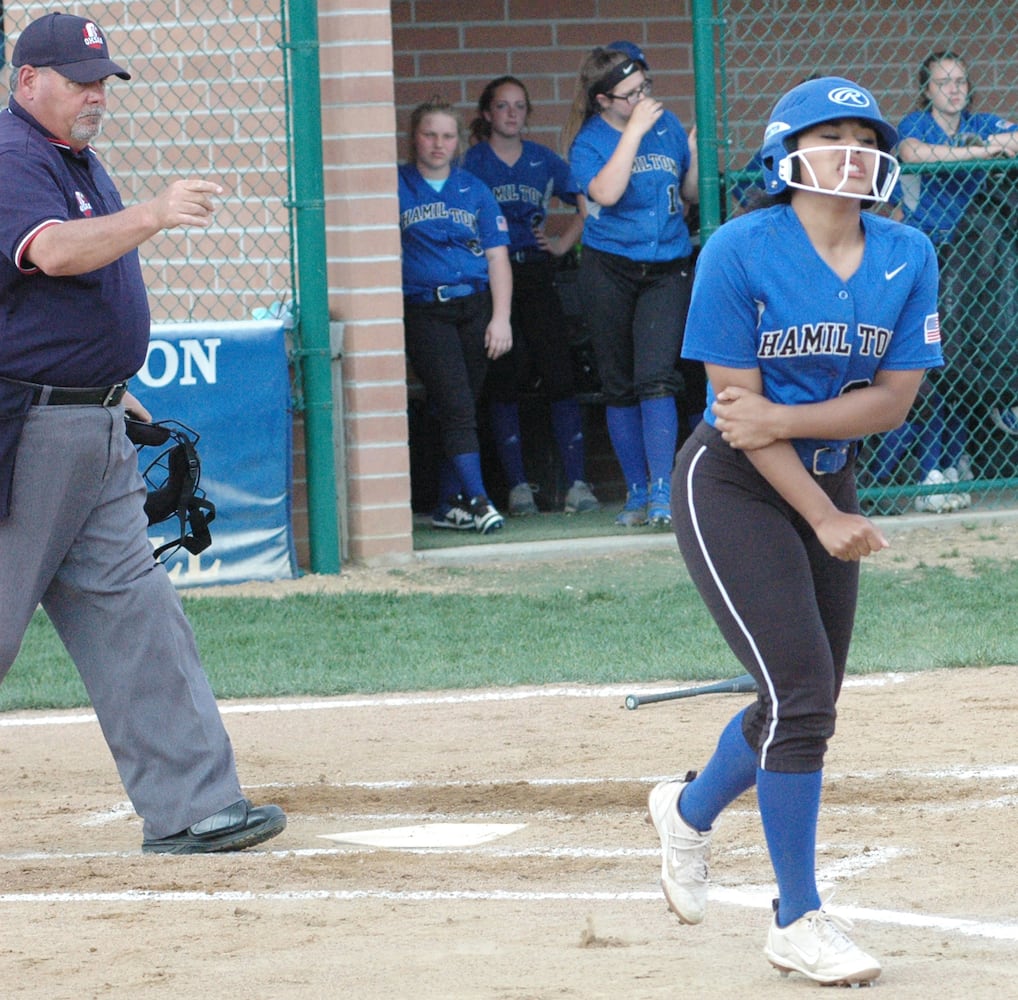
[497,215,508,231]
[924,313,941,344]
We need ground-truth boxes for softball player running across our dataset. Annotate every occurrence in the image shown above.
[650,78,943,984]
[463,76,600,516]
[563,43,700,527]
[399,98,512,534]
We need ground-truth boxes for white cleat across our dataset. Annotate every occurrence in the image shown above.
[647,772,711,924]
[763,900,881,987]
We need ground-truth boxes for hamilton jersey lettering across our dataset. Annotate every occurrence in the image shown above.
[631,153,680,177]
[489,183,545,208]
[463,139,580,254]
[401,202,480,231]
[758,322,893,360]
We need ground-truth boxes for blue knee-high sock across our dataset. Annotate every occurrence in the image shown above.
[435,460,462,512]
[605,404,648,490]
[489,400,527,487]
[550,399,585,484]
[450,451,487,501]
[678,708,758,832]
[871,423,914,482]
[640,396,679,485]
[757,768,823,927]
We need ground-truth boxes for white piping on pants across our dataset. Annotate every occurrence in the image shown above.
[684,444,780,768]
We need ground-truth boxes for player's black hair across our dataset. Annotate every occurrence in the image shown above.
[917,51,972,111]
[469,75,533,145]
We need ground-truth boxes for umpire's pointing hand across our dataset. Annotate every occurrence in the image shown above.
[153,179,224,230]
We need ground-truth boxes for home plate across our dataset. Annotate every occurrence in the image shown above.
[320,822,526,849]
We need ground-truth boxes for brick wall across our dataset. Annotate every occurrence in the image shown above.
[391,2,695,163]
[318,2,410,564]
[319,1,702,565]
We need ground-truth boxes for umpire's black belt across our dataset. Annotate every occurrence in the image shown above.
[0,376,127,407]
[404,282,487,305]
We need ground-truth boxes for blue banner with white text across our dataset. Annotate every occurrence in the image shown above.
[129,320,298,588]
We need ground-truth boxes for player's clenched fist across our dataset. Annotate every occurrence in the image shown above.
[813,510,890,562]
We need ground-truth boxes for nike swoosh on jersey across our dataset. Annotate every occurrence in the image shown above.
[529,160,542,167]
[885,263,907,280]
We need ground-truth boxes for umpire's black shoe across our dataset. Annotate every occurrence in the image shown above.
[142,798,286,854]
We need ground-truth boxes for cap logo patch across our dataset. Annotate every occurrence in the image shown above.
[827,86,870,109]
[82,22,104,50]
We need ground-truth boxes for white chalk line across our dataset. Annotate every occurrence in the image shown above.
[2,673,1015,944]
[0,673,912,728]
[0,884,1015,942]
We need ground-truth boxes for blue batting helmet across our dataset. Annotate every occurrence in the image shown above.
[760,77,898,198]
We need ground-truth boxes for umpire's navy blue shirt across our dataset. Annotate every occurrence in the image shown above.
[0,99,150,386]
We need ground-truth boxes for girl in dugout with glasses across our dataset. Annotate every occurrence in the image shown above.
[562,41,701,528]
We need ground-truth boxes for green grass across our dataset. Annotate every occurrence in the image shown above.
[4,547,1018,712]
[411,508,639,548]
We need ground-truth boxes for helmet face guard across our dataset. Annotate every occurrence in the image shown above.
[776,144,901,202]
[126,418,216,562]
[761,77,900,202]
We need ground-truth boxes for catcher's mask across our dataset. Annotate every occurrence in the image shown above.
[125,418,216,561]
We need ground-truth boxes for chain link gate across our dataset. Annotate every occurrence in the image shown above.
[3,1,295,328]
[711,0,1018,515]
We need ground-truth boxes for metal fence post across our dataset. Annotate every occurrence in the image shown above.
[691,0,723,244]
[285,0,341,573]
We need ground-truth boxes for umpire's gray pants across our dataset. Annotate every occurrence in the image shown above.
[0,403,243,840]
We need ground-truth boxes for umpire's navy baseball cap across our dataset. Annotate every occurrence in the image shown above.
[12,12,131,83]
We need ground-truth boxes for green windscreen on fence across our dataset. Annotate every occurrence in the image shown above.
[712,1,1018,515]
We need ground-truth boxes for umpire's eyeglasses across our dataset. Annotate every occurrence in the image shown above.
[607,79,653,104]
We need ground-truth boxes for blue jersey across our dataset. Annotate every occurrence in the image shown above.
[0,100,150,385]
[897,108,1018,243]
[569,109,693,263]
[683,205,943,470]
[397,162,509,298]
[462,140,579,253]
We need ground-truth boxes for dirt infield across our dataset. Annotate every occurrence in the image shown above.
[3,662,1017,998]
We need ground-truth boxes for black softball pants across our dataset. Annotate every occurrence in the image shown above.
[484,259,576,404]
[577,246,691,406]
[404,291,492,458]
[671,422,861,773]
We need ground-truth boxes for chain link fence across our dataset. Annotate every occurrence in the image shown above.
[3,1,293,325]
[715,0,1018,515]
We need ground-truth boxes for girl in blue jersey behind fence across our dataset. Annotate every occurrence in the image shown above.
[563,42,700,527]
[398,98,512,535]
[464,76,600,517]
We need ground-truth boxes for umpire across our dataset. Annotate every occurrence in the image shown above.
[0,12,285,854]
